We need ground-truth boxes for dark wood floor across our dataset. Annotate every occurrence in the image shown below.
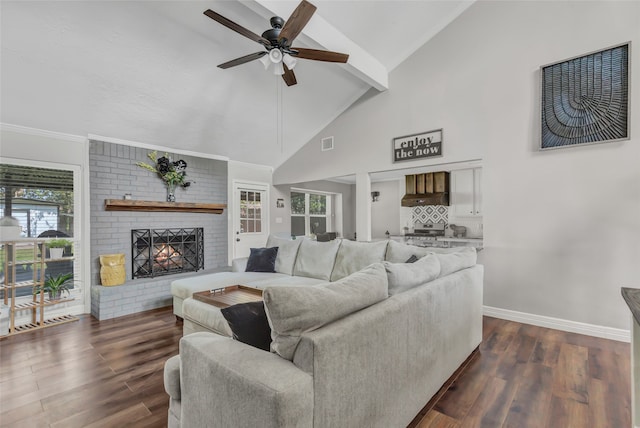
[0,308,630,427]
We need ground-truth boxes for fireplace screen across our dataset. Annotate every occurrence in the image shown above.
[131,228,204,279]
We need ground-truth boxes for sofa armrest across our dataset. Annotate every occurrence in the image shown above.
[163,354,181,399]
[231,257,248,272]
[180,332,313,428]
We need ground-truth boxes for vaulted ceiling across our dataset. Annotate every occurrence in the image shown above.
[1,1,472,167]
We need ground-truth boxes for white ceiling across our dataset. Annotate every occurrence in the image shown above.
[1,0,472,168]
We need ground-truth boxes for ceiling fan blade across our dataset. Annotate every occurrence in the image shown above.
[278,0,317,46]
[291,47,349,63]
[204,9,271,46]
[282,64,297,86]
[218,51,267,69]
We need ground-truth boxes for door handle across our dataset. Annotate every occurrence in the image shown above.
[236,238,240,242]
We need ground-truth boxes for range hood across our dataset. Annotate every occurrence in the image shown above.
[401,172,449,207]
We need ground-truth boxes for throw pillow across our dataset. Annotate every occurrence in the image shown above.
[405,255,419,263]
[245,247,279,273]
[330,239,388,281]
[385,240,434,263]
[383,254,441,296]
[436,247,477,278]
[266,235,302,275]
[263,263,388,360]
[221,301,271,352]
[292,239,341,281]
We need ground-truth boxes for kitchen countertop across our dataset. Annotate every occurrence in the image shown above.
[389,235,483,242]
[437,237,483,242]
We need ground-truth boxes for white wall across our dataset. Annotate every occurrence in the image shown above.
[1,126,87,165]
[273,1,640,332]
[1,124,91,314]
[271,179,356,239]
[371,179,402,239]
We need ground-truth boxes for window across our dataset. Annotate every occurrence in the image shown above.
[0,163,78,301]
[239,190,262,233]
[290,191,331,236]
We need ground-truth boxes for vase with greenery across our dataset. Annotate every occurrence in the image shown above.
[136,151,193,202]
[48,239,72,259]
[34,272,74,301]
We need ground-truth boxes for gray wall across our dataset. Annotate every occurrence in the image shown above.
[272,1,640,333]
[271,180,356,240]
[89,141,228,318]
[371,180,402,239]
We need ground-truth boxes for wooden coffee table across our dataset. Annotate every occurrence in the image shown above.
[192,285,263,309]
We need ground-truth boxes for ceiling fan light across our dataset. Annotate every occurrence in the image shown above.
[259,54,271,70]
[282,53,297,69]
[273,61,284,75]
[269,49,283,64]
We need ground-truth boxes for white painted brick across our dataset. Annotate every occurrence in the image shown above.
[90,140,228,318]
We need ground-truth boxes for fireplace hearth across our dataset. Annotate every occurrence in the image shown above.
[131,228,204,279]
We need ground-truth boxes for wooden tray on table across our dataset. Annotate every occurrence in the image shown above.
[192,285,262,309]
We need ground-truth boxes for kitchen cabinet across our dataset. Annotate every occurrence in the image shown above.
[451,168,482,217]
[405,172,449,195]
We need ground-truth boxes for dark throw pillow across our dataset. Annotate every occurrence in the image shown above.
[245,246,279,272]
[221,301,272,352]
[405,254,419,263]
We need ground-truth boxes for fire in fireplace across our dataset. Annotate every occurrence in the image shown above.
[131,228,204,278]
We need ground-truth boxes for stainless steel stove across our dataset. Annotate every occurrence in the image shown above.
[404,222,447,247]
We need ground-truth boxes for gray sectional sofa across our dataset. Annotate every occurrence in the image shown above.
[164,236,483,427]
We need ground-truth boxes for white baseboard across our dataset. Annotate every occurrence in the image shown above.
[483,305,630,343]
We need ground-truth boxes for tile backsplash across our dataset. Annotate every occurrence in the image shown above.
[408,205,482,238]
[411,205,449,224]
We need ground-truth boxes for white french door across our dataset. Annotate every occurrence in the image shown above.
[233,182,269,259]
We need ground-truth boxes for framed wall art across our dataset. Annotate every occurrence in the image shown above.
[392,129,443,163]
[540,42,630,150]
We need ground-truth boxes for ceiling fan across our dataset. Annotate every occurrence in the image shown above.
[204,0,349,86]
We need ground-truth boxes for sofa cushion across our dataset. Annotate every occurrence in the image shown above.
[164,355,181,399]
[221,301,271,351]
[266,235,302,275]
[263,263,388,360]
[292,239,341,281]
[385,240,434,263]
[330,240,388,281]
[182,298,233,336]
[171,272,291,300]
[244,275,326,290]
[383,254,441,295]
[245,247,278,273]
[436,247,477,277]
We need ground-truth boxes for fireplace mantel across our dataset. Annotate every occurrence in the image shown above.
[104,199,226,214]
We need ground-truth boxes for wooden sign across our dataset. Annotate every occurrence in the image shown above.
[392,129,443,163]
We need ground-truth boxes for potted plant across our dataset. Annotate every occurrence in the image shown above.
[34,273,74,301]
[48,239,72,259]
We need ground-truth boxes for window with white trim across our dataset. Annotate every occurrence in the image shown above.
[239,190,262,233]
[290,191,331,237]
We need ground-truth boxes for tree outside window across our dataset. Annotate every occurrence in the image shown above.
[291,191,330,237]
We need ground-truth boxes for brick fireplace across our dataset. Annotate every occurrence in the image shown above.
[89,140,228,320]
[131,228,204,279]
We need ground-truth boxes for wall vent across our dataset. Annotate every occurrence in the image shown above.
[321,137,334,151]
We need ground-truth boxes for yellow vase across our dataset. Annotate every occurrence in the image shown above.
[100,253,126,286]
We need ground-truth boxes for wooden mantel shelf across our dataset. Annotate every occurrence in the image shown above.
[104,199,226,214]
